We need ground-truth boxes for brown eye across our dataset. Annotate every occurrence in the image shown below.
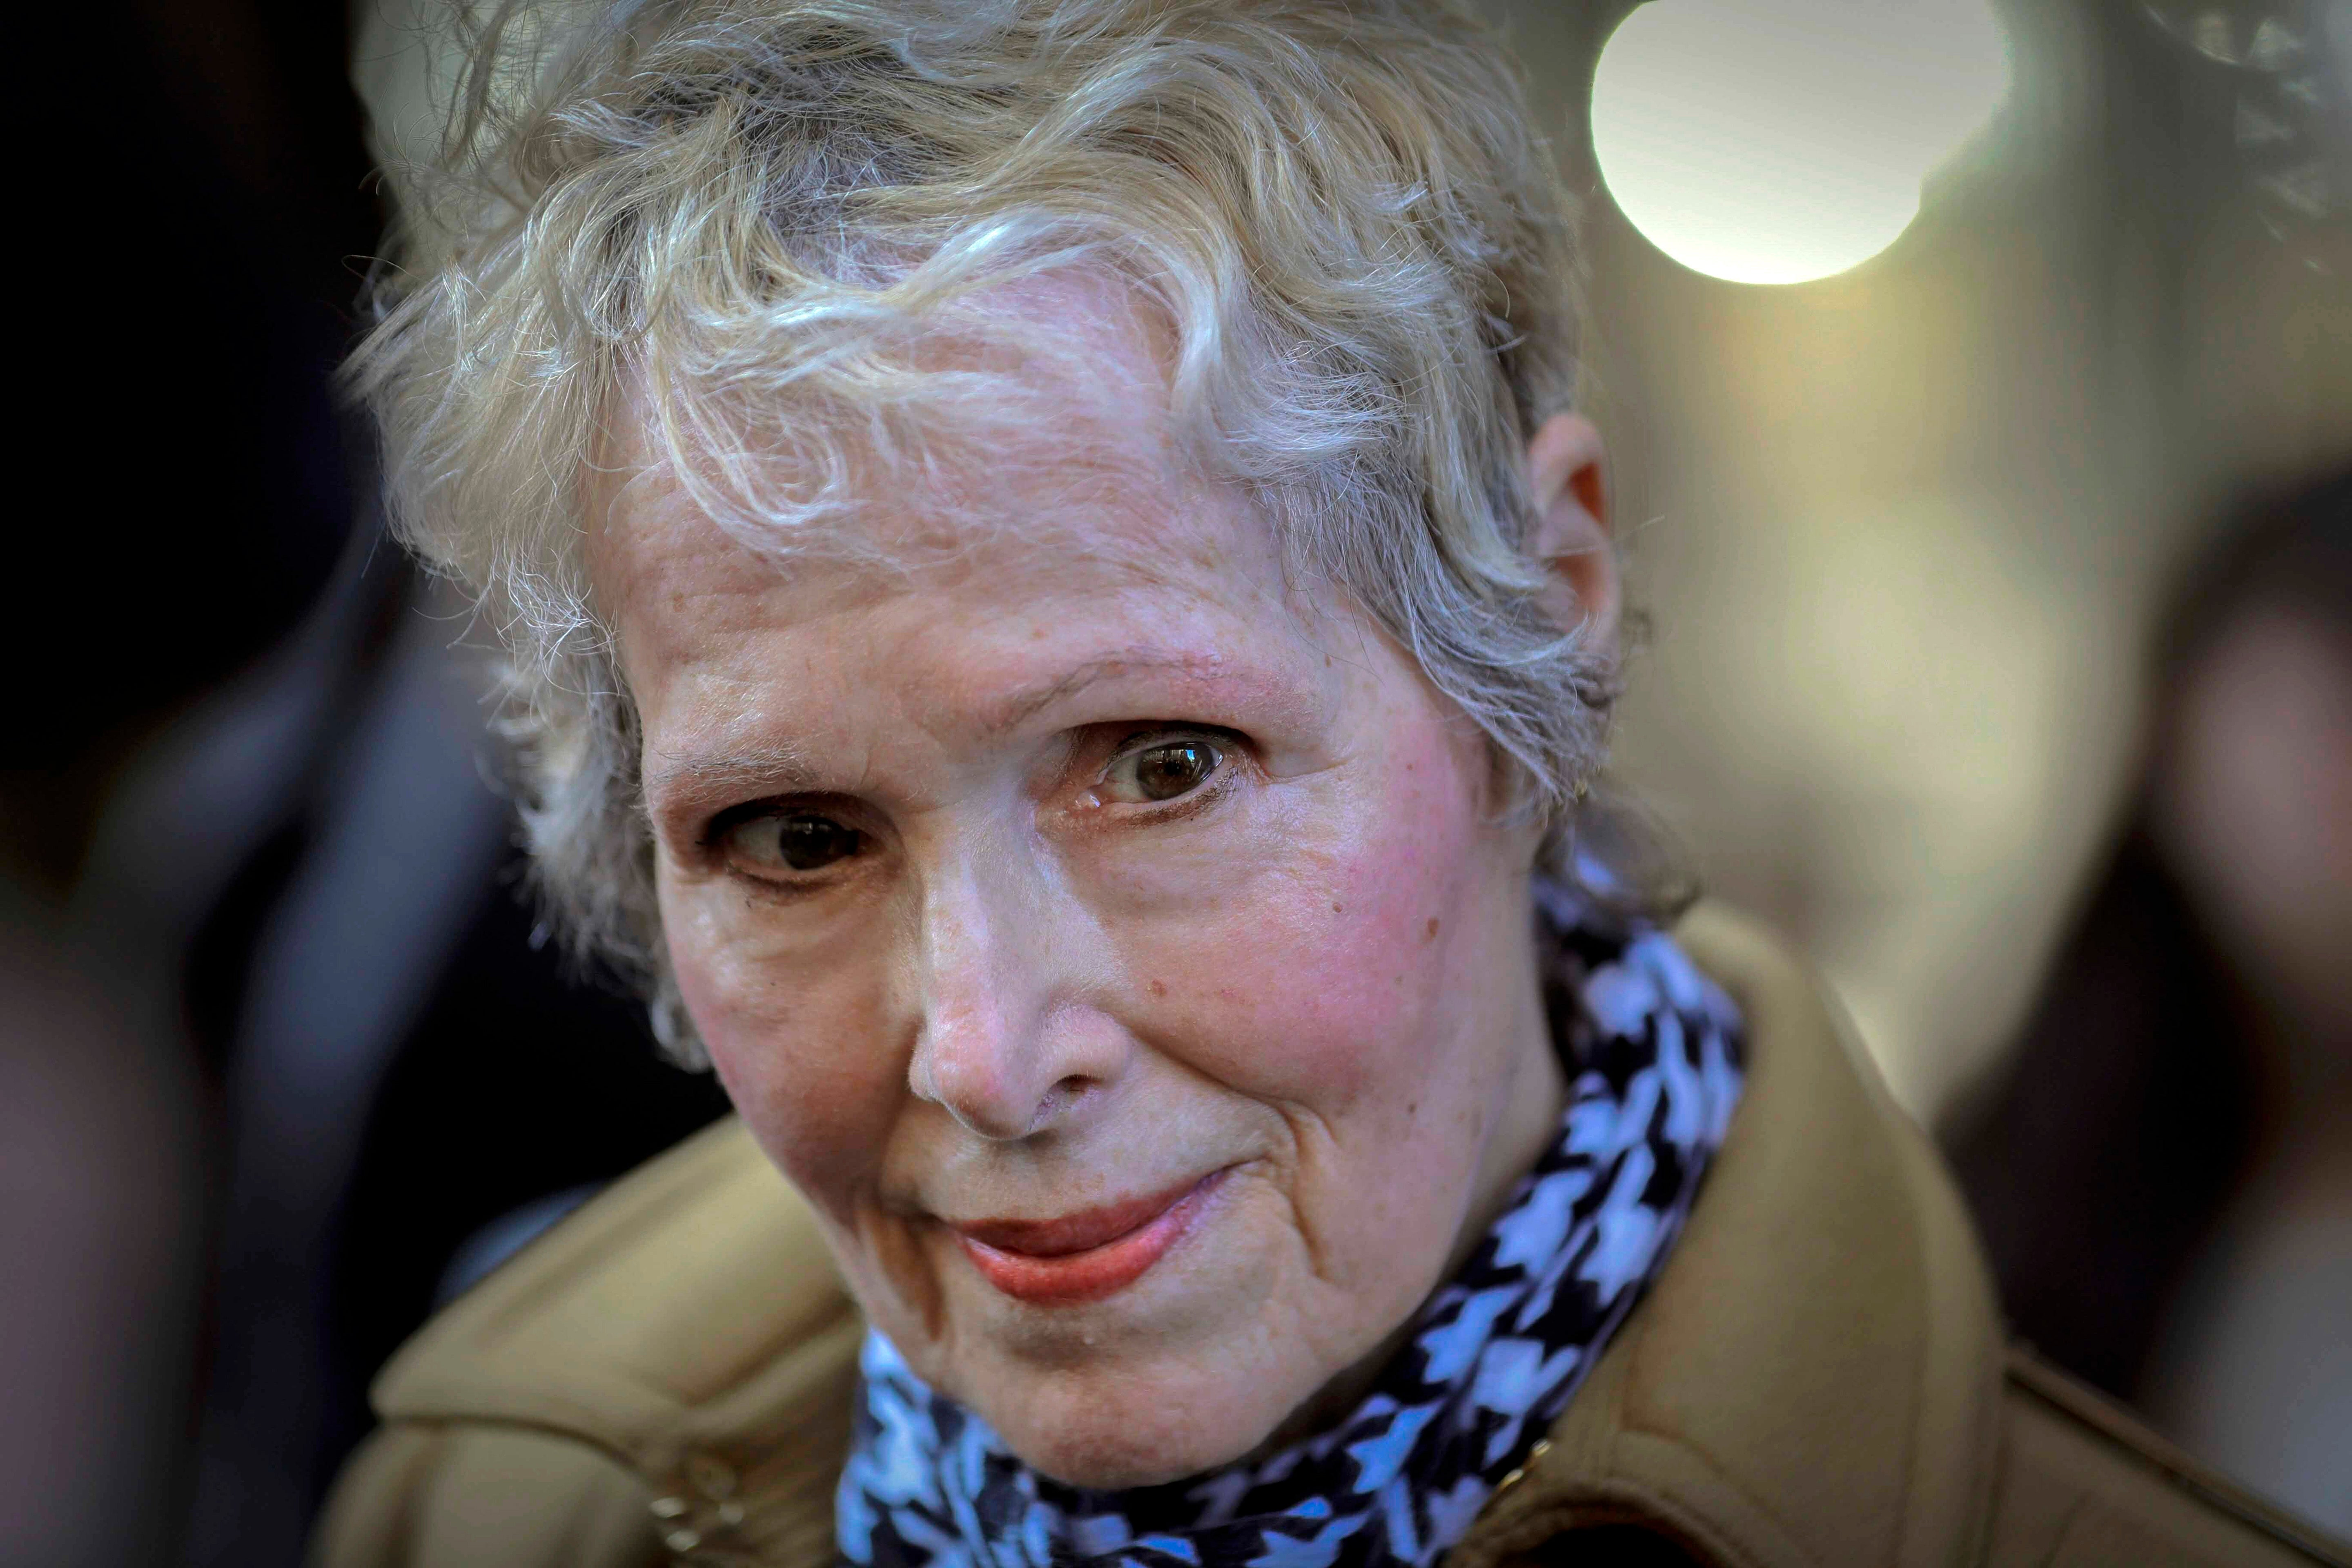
[1109,737,1223,803]
[727,811,863,873]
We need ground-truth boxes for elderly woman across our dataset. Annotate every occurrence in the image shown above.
[317,3,2332,1566]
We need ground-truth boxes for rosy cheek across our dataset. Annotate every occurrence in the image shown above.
[1143,722,1485,1110]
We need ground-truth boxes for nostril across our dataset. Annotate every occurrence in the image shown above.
[1031,1074,1097,1127]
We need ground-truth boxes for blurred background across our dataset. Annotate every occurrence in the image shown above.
[2,0,2344,1562]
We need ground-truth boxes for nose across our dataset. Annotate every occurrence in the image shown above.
[904,837,1126,1141]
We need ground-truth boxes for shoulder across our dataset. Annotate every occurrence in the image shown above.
[1983,1348,2345,1568]
[312,1118,860,1568]
[1461,905,2347,1568]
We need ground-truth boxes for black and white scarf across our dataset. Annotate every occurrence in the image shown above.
[837,885,1746,1568]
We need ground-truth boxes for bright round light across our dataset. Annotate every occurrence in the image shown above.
[1591,0,2010,285]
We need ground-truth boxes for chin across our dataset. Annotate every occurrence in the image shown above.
[987,1361,1294,1490]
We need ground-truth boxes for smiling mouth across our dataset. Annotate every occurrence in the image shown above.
[949,1169,1229,1305]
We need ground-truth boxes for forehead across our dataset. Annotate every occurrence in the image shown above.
[594,268,1245,579]
[586,292,1341,736]
[592,438,1296,666]
[601,268,1189,537]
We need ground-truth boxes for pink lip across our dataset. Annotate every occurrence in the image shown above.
[950,1169,1228,1305]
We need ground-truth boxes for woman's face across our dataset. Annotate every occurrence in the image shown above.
[594,363,1570,1489]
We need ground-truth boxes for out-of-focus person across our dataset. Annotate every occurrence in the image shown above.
[1949,468,2352,1536]
[2,3,367,1559]
[0,874,205,1568]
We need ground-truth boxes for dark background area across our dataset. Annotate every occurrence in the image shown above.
[6,5,726,1564]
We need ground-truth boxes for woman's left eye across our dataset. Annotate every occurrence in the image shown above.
[1102,735,1225,804]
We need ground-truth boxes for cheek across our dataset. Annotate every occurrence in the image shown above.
[661,874,903,1217]
[1130,719,1495,1115]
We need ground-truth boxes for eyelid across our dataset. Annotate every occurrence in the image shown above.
[1105,722,1238,758]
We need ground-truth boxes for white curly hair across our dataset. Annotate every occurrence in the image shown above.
[347,0,1616,1065]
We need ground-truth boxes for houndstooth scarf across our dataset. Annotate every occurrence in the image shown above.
[837,884,1746,1568]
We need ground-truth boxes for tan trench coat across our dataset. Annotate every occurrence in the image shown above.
[312,907,2348,1568]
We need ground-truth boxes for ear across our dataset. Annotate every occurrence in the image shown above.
[1525,412,1618,650]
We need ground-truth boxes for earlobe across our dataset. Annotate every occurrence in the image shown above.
[1523,413,1618,648]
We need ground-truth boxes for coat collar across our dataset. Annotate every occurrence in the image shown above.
[1449,906,2008,1568]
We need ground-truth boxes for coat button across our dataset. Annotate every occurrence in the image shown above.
[686,1453,739,1500]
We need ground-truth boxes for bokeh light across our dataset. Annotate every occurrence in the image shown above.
[1591,0,2011,285]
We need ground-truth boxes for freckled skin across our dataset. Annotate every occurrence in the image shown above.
[593,364,1576,1491]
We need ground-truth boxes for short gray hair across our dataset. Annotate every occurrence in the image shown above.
[349,0,1611,1065]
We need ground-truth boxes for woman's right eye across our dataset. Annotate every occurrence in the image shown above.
[721,811,864,876]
